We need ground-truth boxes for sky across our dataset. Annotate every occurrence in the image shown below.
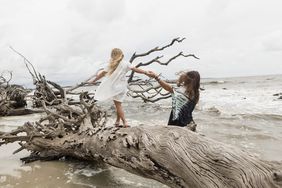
[0,0,282,86]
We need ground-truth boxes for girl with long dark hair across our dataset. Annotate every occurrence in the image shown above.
[147,70,200,128]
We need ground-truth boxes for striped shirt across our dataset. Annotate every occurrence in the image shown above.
[168,87,196,127]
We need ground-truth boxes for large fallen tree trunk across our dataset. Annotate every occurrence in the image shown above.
[0,100,282,188]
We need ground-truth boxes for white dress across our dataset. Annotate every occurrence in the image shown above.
[94,61,133,102]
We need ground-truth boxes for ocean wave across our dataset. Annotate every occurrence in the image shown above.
[203,80,226,85]
[71,181,97,188]
[227,134,276,140]
[73,168,105,177]
[202,106,221,115]
[232,113,282,121]
[196,104,282,123]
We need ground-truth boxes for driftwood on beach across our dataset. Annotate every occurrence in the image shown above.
[127,37,199,103]
[9,47,70,108]
[0,97,282,188]
[1,38,282,187]
[0,71,32,116]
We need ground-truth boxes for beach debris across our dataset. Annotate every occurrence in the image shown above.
[9,46,94,108]
[0,71,31,116]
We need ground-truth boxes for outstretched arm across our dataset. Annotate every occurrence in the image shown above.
[86,70,107,84]
[130,67,173,93]
[131,67,149,75]
[147,71,174,93]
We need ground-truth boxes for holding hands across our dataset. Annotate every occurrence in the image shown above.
[145,70,173,93]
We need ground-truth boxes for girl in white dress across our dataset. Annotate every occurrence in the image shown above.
[87,48,150,128]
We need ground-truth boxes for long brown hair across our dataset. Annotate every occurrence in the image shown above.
[177,71,200,103]
[108,48,124,75]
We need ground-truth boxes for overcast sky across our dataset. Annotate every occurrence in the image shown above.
[0,0,282,86]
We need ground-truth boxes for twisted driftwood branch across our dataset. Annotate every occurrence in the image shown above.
[9,46,40,83]
[127,78,172,103]
[134,52,199,68]
[128,37,199,82]
[129,37,186,63]
[10,47,95,107]
[127,37,199,103]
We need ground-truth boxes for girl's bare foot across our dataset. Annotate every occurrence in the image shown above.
[123,124,131,128]
[114,122,121,127]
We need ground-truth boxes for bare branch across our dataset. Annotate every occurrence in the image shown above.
[47,80,66,102]
[129,37,186,62]
[127,78,172,103]
[9,46,40,82]
[128,37,199,85]
[136,52,199,68]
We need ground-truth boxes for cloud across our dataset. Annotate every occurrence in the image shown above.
[206,0,231,16]
[261,30,282,52]
[0,0,282,87]
[68,0,126,23]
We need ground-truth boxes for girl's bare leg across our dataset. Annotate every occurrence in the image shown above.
[112,100,121,126]
[115,111,120,127]
[114,107,121,126]
[113,100,128,127]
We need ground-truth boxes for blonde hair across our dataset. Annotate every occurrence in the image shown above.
[108,48,124,75]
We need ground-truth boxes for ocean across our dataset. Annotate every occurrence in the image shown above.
[0,74,282,188]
